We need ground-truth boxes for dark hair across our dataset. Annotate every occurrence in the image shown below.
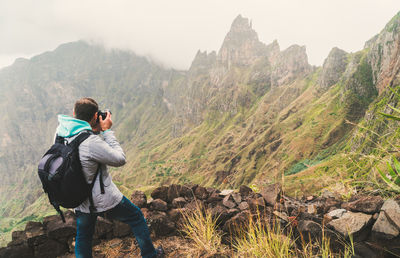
[74,97,99,122]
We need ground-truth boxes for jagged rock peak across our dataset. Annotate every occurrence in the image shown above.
[230,15,255,33]
[222,14,259,47]
[264,39,280,64]
[189,50,216,74]
[318,47,348,89]
[267,40,280,52]
[280,44,310,69]
[217,15,266,68]
[271,44,312,86]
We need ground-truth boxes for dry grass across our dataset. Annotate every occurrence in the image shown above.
[298,226,355,258]
[91,209,356,258]
[233,215,295,258]
[179,205,228,256]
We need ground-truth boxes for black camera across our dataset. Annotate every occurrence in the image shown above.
[97,109,111,123]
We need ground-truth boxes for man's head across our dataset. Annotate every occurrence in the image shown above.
[73,97,98,123]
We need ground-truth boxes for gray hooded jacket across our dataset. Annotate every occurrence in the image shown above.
[56,115,125,213]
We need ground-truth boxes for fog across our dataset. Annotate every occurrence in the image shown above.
[1,0,400,69]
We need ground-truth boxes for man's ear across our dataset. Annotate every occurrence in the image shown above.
[92,112,98,123]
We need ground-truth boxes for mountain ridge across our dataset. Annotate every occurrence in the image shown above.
[2,11,400,246]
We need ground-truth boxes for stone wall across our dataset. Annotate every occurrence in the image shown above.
[1,184,399,257]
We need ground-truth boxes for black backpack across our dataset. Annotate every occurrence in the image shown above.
[38,131,104,222]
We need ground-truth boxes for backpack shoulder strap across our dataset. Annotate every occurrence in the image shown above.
[55,135,65,144]
[88,165,104,214]
[68,131,92,149]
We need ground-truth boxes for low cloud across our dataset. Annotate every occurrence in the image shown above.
[1,0,400,69]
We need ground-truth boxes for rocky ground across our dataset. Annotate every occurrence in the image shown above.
[1,183,400,257]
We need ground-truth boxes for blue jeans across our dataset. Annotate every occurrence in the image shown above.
[75,196,156,258]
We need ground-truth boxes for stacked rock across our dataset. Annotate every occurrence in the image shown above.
[1,183,400,257]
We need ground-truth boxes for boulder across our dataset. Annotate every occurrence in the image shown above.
[298,220,339,248]
[327,209,347,219]
[307,204,317,214]
[323,214,333,224]
[33,238,68,258]
[371,211,399,239]
[150,199,168,211]
[210,205,231,225]
[184,200,204,211]
[94,217,114,240]
[113,220,132,238]
[151,186,169,202]
[130,190,147,208]
[238,201,249,211]
[167,184,192,202]
[24,221,47,247]
[172,197,187,208]
[140,208,151,224]
[207,191,223,204]
[284,203,298,216]
[327,212,373,239]
[273,211,288,222]
[248,196,266,213]
[194,186,209,200]
[239,185,253,197]
[297,220,321,239]
[147,211,176,236]
[260,183,281,207]
[282,196,303,216]
[232,192,242,204]
[324,197,341,213]
[223,211,250,235]
[227,208,240,217]
[222,195,237,209]
[44,210,76,242]
[0,243,33,258]
[343,196,384,214]
[7,238,28,248]
[206,187,217,194]
[381,199,400,230]
[220,189,234,196]
[185,183,198,193]
[11,230,26,241]
[353,243,379,258]
[168,208,187,224]
[298,212,322,224]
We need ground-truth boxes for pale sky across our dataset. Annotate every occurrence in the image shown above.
[1,0,400,70]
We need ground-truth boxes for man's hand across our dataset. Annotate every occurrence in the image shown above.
[99,111,112,131]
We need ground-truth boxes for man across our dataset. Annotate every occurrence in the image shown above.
[55,97,162,258]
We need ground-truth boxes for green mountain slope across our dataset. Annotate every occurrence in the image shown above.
[2,12,400,246]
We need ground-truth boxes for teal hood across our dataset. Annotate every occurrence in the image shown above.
[56,115,92,137]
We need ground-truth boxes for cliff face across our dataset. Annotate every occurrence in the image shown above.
[3,12,400,241]
[318,47,348,89]
[367,12,400,93]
